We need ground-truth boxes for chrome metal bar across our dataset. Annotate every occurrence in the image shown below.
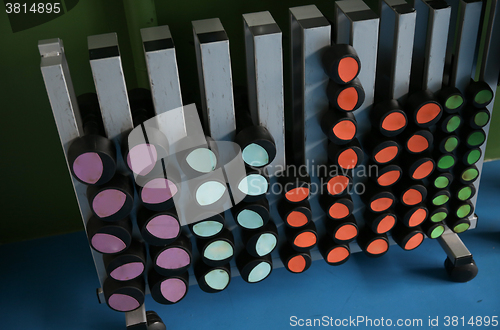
[88,33,134,145]
[193,18,236,142]
[141,25,187,145]
[446,0,483,91]
[335,0,380,223]
[39,38,107,286]
[436,0,485,266]
[243,11,286,176]
[376,0,416,102]
[289,4,331,225]
[88,32,143,231]
[468,0,500,217]
[478,0,499,82]
[88,33,151,324]
[335,0,379,130]
[438,227,473,266]
[289,5,331,169]
[39,39,83,149]
[411,0,451,92]
[443,0,460,86]
[242,11,285,230]
[125,304,147,329]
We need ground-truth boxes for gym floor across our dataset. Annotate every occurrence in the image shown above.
[1,161,499,330]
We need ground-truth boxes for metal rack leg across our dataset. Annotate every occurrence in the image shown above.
[436,0,500,283]
[125,305,166,330]
[126,305,148,330]
[145,311,167,330]
[438,227,478,282]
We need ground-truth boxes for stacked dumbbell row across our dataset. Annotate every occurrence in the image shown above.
[231,104,279,284]
[68,90,173,311]
[432,82,493,233]
[364,80,491,251]
[317,44,365,265]
[359,80,491,251]
[68,89,231,310]
[389,91,443,249]
[272,43,366,273]
[355,76,415,256]
[450,81,493,230]
[142,99,283,293]
[267,42,367,273]
[359,99,406,256]
[417,87,464,236]
[358,84,446,253]
[86,89,217,309]
[413,87,461,238]
[277,170,315,273]
[68,93,144,312]
[400,82,492,239]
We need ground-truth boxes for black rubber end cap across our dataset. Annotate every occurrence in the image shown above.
[146,311,167,330]
[444,257,478,283]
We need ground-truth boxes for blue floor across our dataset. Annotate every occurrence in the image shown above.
[1,161,500,330]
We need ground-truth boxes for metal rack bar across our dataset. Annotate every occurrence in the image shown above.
[38,38,108,286]
[335,0,380,225]
[376,0,416,102]
[243,11,286,176]
[242,11,285,231]
[125,305,147,329]
[88,33,134,146]
[335,0,379,137]
[438,227,473,265]
[88,33,148,328]
[289,5,330,172]
[192,18,236,142]
[411,0,451,93]
[442,0,483,230]
[468,0,500,215]
[141,25,187,145]
[433,0,489,274]
[289,4,331,228]
[445,0,483,91]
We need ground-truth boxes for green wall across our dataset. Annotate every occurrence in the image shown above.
[0,0,498,244]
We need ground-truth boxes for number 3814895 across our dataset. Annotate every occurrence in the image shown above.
[5,3,61,14]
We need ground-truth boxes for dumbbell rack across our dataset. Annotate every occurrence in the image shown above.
[39,0,500,329]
